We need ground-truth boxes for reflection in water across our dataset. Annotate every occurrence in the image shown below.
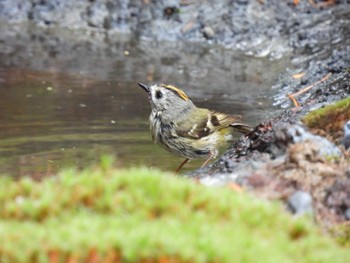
[0,24,290,177]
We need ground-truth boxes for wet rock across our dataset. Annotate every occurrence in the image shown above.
[342,120,350,150]
[0,1,349,58]
[29,0,88,27]
[288,191,313,215]
[0,0,31,22]
[190,150,272,187]
[87,1,109,28]
[345,209,350,220]
[269,124,341,159]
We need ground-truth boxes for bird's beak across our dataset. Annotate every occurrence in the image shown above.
[137,83,150,93]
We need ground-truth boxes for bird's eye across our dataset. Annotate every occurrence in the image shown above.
[155,91,163,99]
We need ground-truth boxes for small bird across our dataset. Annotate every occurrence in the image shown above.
[138,83,252,172]
[343,120,350,150]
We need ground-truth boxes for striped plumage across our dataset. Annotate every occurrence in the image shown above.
[138,83,252,172]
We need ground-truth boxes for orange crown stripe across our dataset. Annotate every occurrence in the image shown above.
[162,84,189,101]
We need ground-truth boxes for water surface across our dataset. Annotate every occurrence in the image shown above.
[0,23,290,177]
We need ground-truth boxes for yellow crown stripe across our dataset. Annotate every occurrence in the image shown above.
[162,84,189,101]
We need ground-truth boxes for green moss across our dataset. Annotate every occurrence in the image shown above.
[302,97,350,129]
[0,160,349,262]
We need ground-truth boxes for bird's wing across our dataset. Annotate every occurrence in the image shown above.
[176,109,250,139]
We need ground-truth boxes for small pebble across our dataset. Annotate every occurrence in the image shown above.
[288,191,313,215]
[345,208,350,220]
[342,120,350,150]
[202,26,215,39]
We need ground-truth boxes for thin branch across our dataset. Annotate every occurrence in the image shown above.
[287,72,332,107]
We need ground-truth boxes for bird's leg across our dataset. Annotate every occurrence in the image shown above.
[175,158,190,173]
[200,150,217,168]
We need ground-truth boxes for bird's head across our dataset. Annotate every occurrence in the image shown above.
[138,83,194,119]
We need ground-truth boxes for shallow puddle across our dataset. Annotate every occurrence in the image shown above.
[0,23,290,177]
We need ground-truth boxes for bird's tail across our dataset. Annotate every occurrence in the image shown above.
[230,122,253,134]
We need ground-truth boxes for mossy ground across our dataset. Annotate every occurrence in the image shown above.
[0,157,349,262]
[302,97,350,143]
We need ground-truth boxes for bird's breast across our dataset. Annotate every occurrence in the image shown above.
[150,114,174,143]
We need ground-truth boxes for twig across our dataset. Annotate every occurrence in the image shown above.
[292,72,305,79]
[288,94,300,107]
[288,72,332,107]
[308,0,336,8]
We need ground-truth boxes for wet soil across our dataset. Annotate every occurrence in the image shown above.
[1,0,350,236]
